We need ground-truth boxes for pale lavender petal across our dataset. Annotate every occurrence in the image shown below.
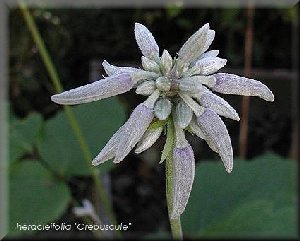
[195,90,240,121]
[212,73,274,101]
[171,144,195,219]
[178,23,215,65]
[189,119,218,153]
[135,126,163,154]
[199,50,219,59]
[51,74,133,105]
[114,103,154,163]
[174,100,193,129]
[154,98,172,120]
[191,57,227,75]
[102,60,140,76]
[197,109,233,173]
[135,23,159,59]
[92,126,124,166]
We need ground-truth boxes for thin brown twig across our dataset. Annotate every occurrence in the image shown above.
[239,2,254,159]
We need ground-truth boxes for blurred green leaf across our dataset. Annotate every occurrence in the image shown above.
[166,3,183,18]
[9,161,71,235]
[37,97,126,177]
[181,153,297,238]
[10,113,43,162]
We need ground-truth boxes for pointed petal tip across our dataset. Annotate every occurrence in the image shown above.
[266,92,275,102]
[233,114,240,121]
[51,93,64,105]
[91,159,99,166]
[203,23,210,29]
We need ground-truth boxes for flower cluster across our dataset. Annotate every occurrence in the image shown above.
[51,23,274,218]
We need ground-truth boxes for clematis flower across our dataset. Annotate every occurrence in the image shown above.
[51,23,274,218]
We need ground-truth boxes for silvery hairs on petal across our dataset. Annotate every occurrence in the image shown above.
[189,118,218,153]
[174,99,193,129]
[195,90,240,121]
[114,103,155,163]
[51,73,133,105]
[154,98,172,120]
[198,49,219,59]
[190,57,227,76]
[92,126,124,166]
[102,60,140,76]
[113,91,159,163]
[171,143,195,219]
[135,23,159,60]
[135,80,156,96]
[212,73,274,102]
[178,23,215,65]
[197,108,233,173]
[135,126,163,154]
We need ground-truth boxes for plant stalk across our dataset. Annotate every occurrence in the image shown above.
[165,120,183,240]
[19,2,120,238]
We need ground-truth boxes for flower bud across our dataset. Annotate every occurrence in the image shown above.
[141,56,160,73]
[191,57,227,76]
[154,98,172,120]
[179,77,207,94]
[156,76,171,92]
[135,126,163,154]
[174,100,193,129]
[160,50,173,74]
[135,81,156,96]
[171,144,195,219]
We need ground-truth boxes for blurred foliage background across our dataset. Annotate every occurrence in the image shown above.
[8,5,298,239]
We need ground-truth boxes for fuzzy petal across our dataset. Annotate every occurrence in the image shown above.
[51,74,133,105]
[135,23,159,59]
[197,109,233,173]
[154,98,172,120]
[174,100,193,129]
[114,103,154,163]
[199,50,219,59]
[189,119,218,153]
[178,23,215,65]
[135,126,163,154]
[102,60,140,76]
[136,80,156,96]
[171,144,195,219]
[195,90,240,121]
[92,126,124,166]
[212,73,274,101]
[191,57,227,75]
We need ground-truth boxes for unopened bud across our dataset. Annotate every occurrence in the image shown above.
[174,100,193,129]
[154,98,172,120]
[136,81,156,96]
[160,50,173,74]
[142,56,160,73]
[179,77,207,94]
[156,76,171,92]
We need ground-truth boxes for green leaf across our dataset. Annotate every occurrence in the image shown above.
[9,161,71,236]
[181,153,297,238]
[37,98,126,177]
[10,113,43,162]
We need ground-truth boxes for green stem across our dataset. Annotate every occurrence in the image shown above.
[165,120,183,240]
[19,3,120,238]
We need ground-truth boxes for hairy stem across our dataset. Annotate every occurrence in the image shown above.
[19,2,120,238]
[165,119,183,240]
